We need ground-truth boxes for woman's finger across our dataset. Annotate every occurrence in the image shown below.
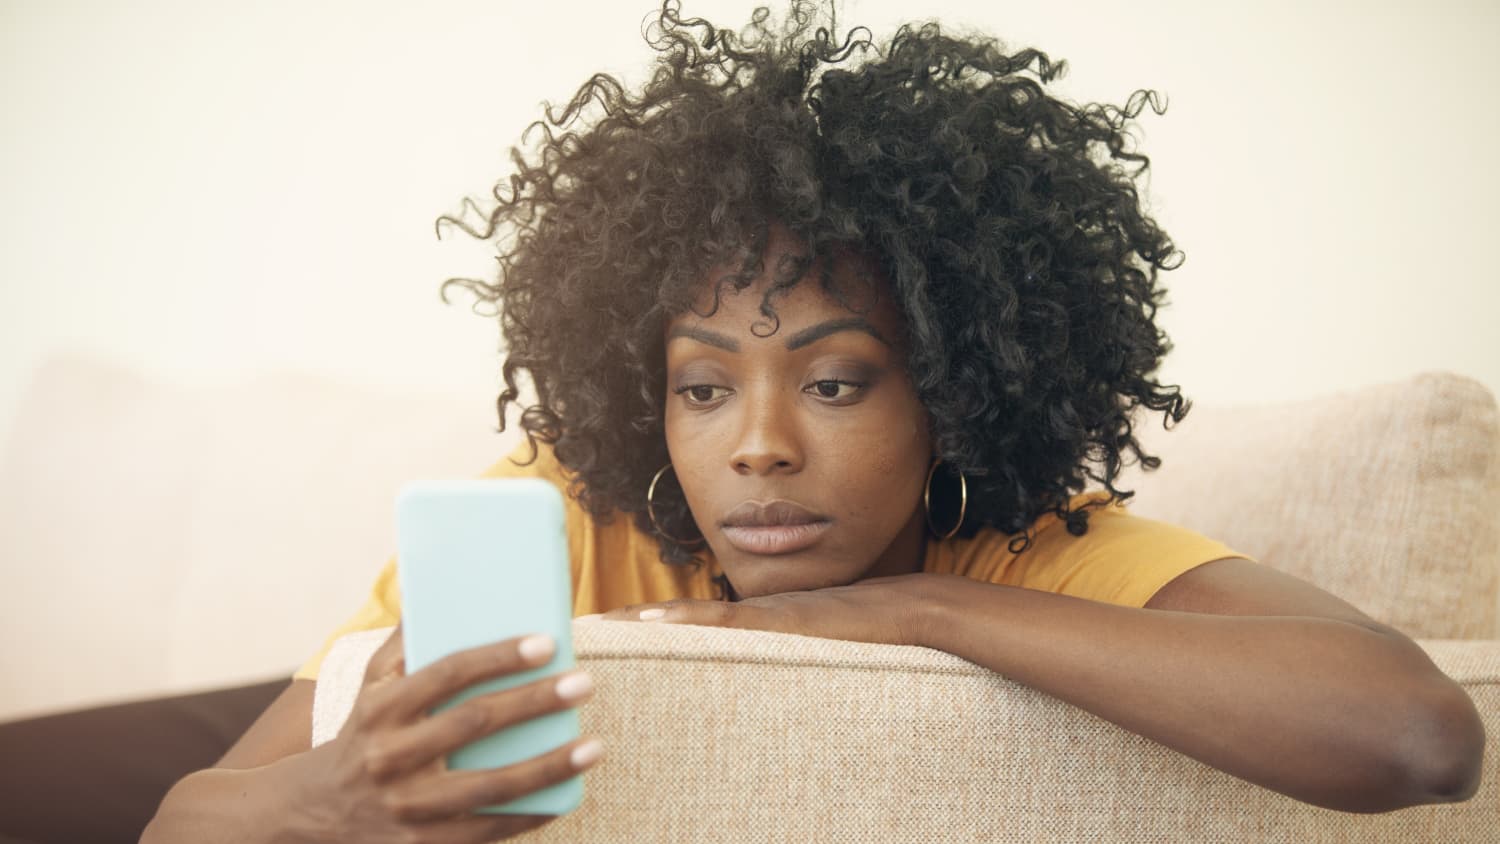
[380,735,603,823]
[361,632,556,728]
[403,810,556,844]
[361,668,594,779]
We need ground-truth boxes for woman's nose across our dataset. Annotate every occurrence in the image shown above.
[728,389,804,475]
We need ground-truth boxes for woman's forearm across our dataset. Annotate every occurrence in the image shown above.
[916,576,1478,813]
[141,745,329,844]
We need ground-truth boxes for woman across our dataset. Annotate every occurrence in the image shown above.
[142,1,1483,840]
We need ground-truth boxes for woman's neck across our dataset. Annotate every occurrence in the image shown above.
[859,505,929,580]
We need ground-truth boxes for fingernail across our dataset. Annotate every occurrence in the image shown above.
[571,738,604,768]
[518,634,555,663]
[639,608,666,621]
[555,671,594,701]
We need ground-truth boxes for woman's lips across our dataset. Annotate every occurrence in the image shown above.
[720,520,832,555]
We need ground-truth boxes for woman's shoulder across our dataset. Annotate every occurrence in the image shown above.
[473,434,659,546]
[930,490,1248,608]
[987,489,1239,563]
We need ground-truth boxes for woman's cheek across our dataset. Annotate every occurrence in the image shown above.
[665,400,717,447]
[869,450,899,477]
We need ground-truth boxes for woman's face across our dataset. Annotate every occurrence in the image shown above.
[662,224,934,598]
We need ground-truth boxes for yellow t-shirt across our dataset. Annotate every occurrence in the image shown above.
[293,440,1251,681]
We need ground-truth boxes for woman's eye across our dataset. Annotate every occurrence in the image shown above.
[806,380,863,400]
[675,384,730,404]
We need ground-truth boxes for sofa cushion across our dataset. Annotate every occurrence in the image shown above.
[0,353,199,719]
[312,620,1500,842]
[1112,371,1500,639]
[0,350,519,719]
[166,367,523,690]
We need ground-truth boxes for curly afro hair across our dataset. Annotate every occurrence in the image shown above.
[436,0,1192,573]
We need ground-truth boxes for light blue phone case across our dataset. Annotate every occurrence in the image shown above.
[395,478,582,816]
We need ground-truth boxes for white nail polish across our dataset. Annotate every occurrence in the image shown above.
[571,738,604,768]
[555,671,594,701]
[518,634,555,662]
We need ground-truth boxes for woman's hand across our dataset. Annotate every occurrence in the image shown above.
[582,572,959,647]
[293,622,603,843]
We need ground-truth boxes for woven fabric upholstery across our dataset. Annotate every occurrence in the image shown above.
[314,622,1497,843]
[1111,371,1500,640]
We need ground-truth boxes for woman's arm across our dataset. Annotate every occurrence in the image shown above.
[141,744,332,843]
[141,680,323,843]
[915,558,1485,814]
[142,628,605,843]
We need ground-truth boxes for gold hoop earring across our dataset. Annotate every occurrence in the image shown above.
[924,458,968,540]
[647,463,706,546]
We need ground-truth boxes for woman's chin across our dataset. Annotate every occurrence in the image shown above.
[716,553,864,597]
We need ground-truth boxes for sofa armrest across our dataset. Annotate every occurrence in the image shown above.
[310,627,398,748]
[313,622,1496,842]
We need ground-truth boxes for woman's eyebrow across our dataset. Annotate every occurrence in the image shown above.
[666,325,740,352]
[666,318,890,353]
[785,317,890,350]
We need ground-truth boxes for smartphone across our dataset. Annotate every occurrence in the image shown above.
[395,477,582,816]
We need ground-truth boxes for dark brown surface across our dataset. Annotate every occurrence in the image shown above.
[0,676,290,844]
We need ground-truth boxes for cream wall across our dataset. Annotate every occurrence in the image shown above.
[0,0,1497,716]
[3,0,1497,451]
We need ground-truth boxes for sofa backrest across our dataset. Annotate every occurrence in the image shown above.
[0,350,521,720]
[1111,371,1500,640]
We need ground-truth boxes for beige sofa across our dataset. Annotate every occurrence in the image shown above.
[3,352,1495,839]
[308,371,1499,841]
